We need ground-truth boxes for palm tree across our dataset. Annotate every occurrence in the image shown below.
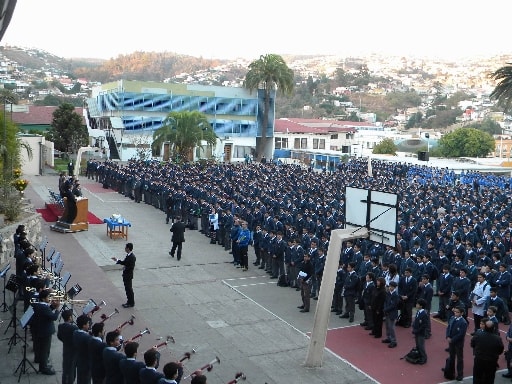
[244,54,294,160]
[490,63,512,112]
[0,89,18,179]
[152,111,216,162]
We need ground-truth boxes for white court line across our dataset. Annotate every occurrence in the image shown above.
[222,279,379,384]
[230,282,277,288]
[82,187,130,204]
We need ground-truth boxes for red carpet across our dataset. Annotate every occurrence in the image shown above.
[38,204,104,224]
[36,208,57,222]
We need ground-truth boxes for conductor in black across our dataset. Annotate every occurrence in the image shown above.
[112,243,136,308]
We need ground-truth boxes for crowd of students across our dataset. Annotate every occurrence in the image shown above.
[84,157,512,381]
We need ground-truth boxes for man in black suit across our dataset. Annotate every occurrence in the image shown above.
[112,243,136,308]
[169,216,186,261]
[57,309,78,384]
[119,342,145,384]
[32,289,60,375]
[74,314,92,384]
[398,268,418,327]
[103,330,125,384]
[471,320,504,383]
[139,349,164,384]
[89,323,107,384]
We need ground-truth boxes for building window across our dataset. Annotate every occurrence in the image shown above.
[313,139,326,149]
[233,146,254,158]
[275,137,288,149]
[301,138,308,149]
[331,134,338,139]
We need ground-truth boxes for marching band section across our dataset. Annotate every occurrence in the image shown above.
[1,224,246,384]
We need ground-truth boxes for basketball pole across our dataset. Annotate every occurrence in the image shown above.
[304,227,369,367]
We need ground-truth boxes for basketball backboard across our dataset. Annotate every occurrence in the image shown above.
[344,187,397,247]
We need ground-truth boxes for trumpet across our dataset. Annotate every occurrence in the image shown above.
[227,373,246,384]
[178,348,196,363]
[183,356,221,380]
[125,328,150,343]
[116,315,136,331]
[100,308,119,323]
[49,290,66,298]
[67,299,91,305]
[154,335,175,350]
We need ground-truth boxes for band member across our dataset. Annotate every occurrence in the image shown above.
[112,243,136,308]
[103,330,126,384]
[190,375,207,384]
[119,342,146,384]
[88,323,107,384]
[31,289,60,375]
[158,361,183,384]
[57,309,78,384]
[74,314,92,384]
[139,349,164,384]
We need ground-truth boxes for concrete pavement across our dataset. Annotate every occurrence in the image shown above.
[0,171,371,384]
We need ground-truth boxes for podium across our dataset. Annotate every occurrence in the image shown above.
[50,197,89,233]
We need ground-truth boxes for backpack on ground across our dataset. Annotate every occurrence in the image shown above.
[404,347,422,364]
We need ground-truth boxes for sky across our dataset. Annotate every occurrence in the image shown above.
[2,0,511,61]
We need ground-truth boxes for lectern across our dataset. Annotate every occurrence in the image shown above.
[50,197,89,233]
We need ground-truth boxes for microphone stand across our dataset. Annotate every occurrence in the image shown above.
[15,306,38,381]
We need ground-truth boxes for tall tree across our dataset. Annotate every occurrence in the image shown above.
[372,138,397,155]
[46,103,88,155]
[244,54,294,160]
[0,89,18,178]
[490,63,512,112]
[438,127,494,157]
[152,111,216,161]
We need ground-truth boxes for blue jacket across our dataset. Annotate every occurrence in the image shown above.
[384,290,400,320]
[446,316,468,345]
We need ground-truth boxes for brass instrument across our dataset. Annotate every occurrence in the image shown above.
[67,299,91,305]
[178,348,196,363]
[125,327,150,343]
[100,308,120,323]
[184,356,221,380]
[227,373,246,384]
[153,335,175,350]
[25,286,36,293]
[116,315,136,331]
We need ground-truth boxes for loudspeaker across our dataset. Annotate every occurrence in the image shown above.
[418,151,429,161]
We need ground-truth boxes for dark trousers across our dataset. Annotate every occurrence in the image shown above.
[473,357,497,384]
[400,300,413,326]
[344,295,356,320]
[448,342,464,378]
[38,335,52,371]
[61,355,76,384]
[372,310,383,337]
[301,280,311,310]
[123,277,134,305]
[415,334,427,362]
[171,241,183,260]
[473,313,483,333]
[239,245,248,269]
